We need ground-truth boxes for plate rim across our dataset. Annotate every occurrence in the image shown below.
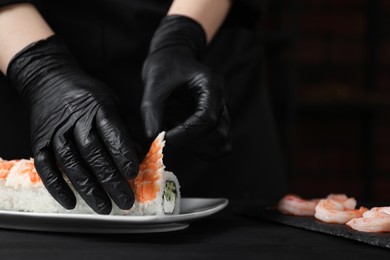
[0,197,229,225]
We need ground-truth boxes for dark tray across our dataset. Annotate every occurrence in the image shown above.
[248,206,390,249]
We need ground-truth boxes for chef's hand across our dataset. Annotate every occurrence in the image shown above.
[141,15,231,158]
[7,36,139,214]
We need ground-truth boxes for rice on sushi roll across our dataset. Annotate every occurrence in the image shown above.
[0,132,180,215]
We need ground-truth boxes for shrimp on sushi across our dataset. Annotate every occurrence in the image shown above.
[5,158,42,188]
[0,158,18,180]
[129,131,180,215]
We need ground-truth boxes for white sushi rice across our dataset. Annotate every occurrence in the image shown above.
[0,179,90,214]
[133,171,181,216]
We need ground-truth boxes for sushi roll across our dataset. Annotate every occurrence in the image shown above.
[128,132,180,215]
[0,158,104,214]
[0,158,84,213]
[0,132,181,215]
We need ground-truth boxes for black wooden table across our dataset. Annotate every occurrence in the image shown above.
[0,201,388,260]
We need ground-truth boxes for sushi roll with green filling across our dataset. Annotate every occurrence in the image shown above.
[129,132,181,215]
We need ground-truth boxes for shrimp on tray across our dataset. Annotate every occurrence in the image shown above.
[326,194,357,210]
[346,207,390,233]
[277,194,320,216]
[314,196,367,224]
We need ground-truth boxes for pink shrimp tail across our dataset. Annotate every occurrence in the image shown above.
[130,132,166,203]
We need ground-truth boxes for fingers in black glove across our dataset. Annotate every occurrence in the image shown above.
[95,107,139,180]
[141,15,231,158]
[7,36,139,214]
[53,130,111,214]
[164,72,225,145]
[163,86,231,159]
[179,99,231,159]
[73,114,134,210]
[34,149,77,210]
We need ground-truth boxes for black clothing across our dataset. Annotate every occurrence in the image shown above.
[0,0,286,200]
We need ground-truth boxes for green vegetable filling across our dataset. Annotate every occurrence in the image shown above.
[163,181,176,202]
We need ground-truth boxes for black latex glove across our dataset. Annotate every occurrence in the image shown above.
[7,36,138,214]
[141,15,231,158]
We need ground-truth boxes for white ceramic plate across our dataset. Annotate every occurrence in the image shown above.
[0,198,228,233]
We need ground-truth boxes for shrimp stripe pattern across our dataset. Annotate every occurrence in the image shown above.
[346,207,390,232]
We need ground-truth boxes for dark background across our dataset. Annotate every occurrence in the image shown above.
[0,0,389,203]
[263,0,390,201]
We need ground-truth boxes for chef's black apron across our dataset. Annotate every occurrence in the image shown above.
[0,0,287,201]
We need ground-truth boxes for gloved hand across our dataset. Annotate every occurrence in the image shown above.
[7,36,138,214]
[141,15,231,158]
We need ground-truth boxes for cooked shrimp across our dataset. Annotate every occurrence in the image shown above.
[362,210,389,218]
[0,159,17,179]
[314,199,367,224]
[346,208,390,233]
[277,194,320,216]
[371,207,390,215]
[129,132,165,203]
[19,159,41,184]
[326,194,356,210]
[5,158,42,188]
